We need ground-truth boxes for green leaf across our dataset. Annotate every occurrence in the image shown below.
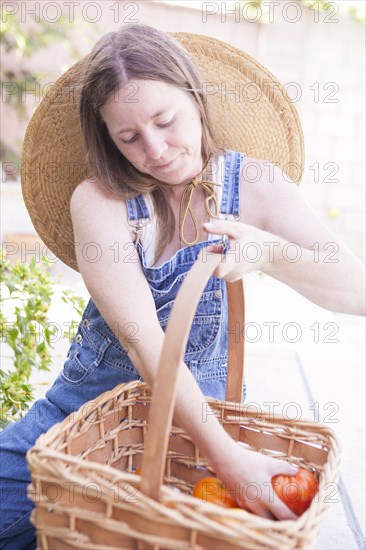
[0,247,85,422]
[36,341,46,354]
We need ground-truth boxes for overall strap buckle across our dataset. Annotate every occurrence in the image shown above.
[127,218,150,247]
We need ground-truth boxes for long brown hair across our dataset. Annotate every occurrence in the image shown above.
[79,24,221,264]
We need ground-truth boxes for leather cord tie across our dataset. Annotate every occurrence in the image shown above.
[179,175,221,247]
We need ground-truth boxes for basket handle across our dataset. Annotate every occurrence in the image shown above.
[140,249,245,500]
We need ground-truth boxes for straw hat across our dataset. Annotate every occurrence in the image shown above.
[21,32,304,272]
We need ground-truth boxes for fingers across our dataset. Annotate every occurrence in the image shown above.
[205,241,237,281]
[280,463,299,476]
[203,220,241,240]
[237,493,297,521]
[268,462,299,520]
[206,243,225,254]
[244,502,276,520]
[270,493,299,521]
[203,221,242,279]
[203,221,241,278]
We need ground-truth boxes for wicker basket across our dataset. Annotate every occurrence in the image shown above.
[27,252,341,549]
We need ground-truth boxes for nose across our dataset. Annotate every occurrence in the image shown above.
[143,131,168,160]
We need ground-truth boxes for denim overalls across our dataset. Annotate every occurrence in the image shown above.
[0,149,245,550]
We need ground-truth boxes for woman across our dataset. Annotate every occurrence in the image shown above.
[1,24,364,549]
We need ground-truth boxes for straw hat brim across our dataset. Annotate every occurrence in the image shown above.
[21,32,304,272]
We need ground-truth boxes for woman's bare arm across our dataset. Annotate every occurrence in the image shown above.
[204,160,365,315]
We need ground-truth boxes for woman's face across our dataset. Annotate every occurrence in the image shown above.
[100,79,203,186]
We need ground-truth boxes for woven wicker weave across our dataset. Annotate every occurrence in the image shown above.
[27,253,341,549]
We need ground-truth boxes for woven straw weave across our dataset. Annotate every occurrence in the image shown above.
[20,32,304,272]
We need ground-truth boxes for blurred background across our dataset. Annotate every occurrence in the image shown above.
[0,2,365,548]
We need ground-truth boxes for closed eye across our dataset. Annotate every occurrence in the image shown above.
[121,115,176,144]
[121,135,138,144]
[158,115,176,128]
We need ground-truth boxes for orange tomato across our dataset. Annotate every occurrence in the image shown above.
[135,467,142,475]
[193,477,237,508]
[272,468,319,516]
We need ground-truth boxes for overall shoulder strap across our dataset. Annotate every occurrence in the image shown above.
[126,194,150,222]
[125,194,151,246]
[219,149,246,217]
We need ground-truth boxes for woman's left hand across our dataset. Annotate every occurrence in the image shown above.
[203,219,270,281]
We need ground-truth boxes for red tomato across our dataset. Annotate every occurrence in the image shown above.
[272,468,319,516]
[193,477,237,508]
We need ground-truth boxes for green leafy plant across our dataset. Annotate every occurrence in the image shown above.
[0,251,85,428]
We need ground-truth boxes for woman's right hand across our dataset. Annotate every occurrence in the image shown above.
[210,438,300,520]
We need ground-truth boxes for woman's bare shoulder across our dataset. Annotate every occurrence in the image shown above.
[70,178,125,209]
[70,179,127,219]
[241,155,282,186]
[239,156,278,229]
[70,179,134,238]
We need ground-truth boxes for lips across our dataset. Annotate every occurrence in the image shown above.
[154,156,178,169]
